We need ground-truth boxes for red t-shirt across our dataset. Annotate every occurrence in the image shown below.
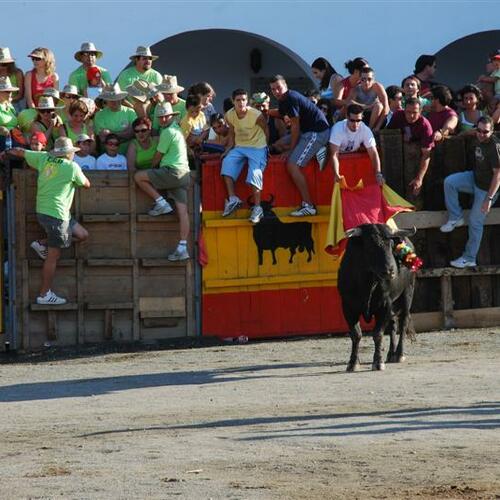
[427,108,457,133]
[388,110,434,149]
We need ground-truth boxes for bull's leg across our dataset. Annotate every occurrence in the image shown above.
[289,246,296,263]
[385,316,398,363]
[306,247,312,262]
[271,248,277,265]
[396,285,414,363]
[258,249,263,266]
[372,309,390,371]
[344,308,362,372]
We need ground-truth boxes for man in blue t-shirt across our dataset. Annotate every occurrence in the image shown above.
[269,75,330,216]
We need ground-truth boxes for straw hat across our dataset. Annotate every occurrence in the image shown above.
[42,87,61,101]
[126,80,149,102]
[129,46,158,61]
[74,42,103,62]
[35,96,64,110]
[157,75,184,94]
[0,76,19,92]
[252,92,270,104]
[51,137,80,156]
[0,47,15,64]
[99,83,128,101]
[60,84,81,97]
[155,102,179,117]
[76,133,92,143]
[79,97,96,116]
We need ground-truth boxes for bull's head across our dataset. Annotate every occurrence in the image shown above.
[345,224,416,279]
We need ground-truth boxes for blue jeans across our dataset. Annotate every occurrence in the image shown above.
[443,171,498,261]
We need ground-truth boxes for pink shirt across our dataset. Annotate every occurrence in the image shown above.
[30,71,56,106]
[427,108,457,133]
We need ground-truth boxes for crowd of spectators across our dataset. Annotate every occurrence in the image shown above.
[0,42,499,303]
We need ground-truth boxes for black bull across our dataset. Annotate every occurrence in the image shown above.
[251,197,315,265]
[338,224,416,372]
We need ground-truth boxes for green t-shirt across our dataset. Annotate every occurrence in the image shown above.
[132,137,159,170]
[17,108,37,134]
[0,101,17,130]
[151,98,186,132]
[157,125,189,172]
[24,150,87,221]
[117,66,162,90]
[93,105,137,153]
[68,65,112,95]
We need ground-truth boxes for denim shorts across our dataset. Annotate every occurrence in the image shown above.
[37,213,77,248]
[221,146,268,190]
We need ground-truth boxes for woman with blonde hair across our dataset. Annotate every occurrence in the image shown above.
[24,47,59,108]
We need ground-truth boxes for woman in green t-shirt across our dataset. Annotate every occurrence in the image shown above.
[59,99,95,152]
[126,116,158,171]
[0,47,24,111]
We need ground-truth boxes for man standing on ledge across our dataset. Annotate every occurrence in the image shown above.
[440,116,500,268]
[269,75,330,216]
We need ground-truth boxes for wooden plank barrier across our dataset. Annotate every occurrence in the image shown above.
[12,170,195,351]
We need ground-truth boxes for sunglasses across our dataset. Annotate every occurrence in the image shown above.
[31,56,43,62]
[0,63,9,67]
[134,128,149,133]
[61,94,77,99]
[139,57,153,61]
[77,140,92,144]
[476,128,491,135]
[348,118,363,123]
[39,109,53,114]
[106,141,120,146]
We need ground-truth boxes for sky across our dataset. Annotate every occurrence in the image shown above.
[2,1,499,88]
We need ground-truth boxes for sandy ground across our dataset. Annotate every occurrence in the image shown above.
[0,328,499,500]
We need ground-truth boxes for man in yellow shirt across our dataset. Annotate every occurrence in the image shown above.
[221,89,268,224]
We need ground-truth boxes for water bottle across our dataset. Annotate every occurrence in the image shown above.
[5,134,12,151]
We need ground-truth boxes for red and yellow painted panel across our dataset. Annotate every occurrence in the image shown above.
[201,154,376,338]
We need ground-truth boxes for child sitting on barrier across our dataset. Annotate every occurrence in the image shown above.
[2,137,90,305]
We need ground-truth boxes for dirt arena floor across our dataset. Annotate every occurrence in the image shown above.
[0,328,499,499]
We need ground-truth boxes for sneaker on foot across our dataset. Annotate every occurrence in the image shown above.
[30,240,48,260]
[249,205,264,224]
[222,197,243,217]
[36,290,67,305]
[440,217,464,233]
[290,202,317,217]
[168,247,190,262]
[450,257,477,269]
[148,201,173,216]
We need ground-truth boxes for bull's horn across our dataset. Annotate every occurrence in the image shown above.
[393,226,417,238]
[345,227,362,238]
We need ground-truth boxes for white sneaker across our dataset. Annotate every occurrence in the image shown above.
[148,201,174,216]
[440,217,464,233]
[36,290,67,305]
[290,202,317,217]
[222,197,242,217]
[168,246,190,261]
[249,205,264,224]
[450,257,477,269]
[30,240,48,260]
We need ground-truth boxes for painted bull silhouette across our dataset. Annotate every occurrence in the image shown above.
[250,195,315,266]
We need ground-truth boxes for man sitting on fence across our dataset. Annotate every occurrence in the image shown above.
[440,116,500,268]
[269,74,330,216]
[221,88,268,224]
[134,102,191,261]
[387,97,434,195]
[2,137,90,305]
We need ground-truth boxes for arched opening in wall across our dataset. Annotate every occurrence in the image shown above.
[148,29,315,108]
[435,30,500,91]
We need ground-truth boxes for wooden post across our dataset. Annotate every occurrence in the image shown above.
[440,275,455,329]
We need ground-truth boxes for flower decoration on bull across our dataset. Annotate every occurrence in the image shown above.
[394,242,423,272]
